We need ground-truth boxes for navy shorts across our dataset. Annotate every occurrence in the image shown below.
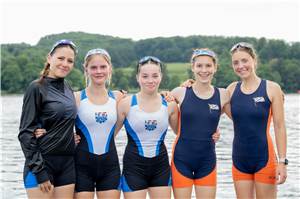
[121,150,171,192]
[23,155,75,189]
[75,149,121,192]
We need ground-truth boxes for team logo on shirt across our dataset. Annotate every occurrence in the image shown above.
[253,97,265,106]
[208,104,219,113]
[95,112,108,124]
[145,120,157,131]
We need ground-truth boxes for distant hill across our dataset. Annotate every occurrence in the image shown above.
[2,32,300,93]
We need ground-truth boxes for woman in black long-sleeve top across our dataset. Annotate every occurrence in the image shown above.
[18,39,78,199]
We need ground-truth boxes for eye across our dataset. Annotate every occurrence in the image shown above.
[241,58,248,64]
[100,65,108,69]
[90,65,97,70]
[232,61,239,66]
[67,59,74,64]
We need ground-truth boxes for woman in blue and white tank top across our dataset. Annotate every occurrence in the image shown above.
[115,56,179,199]
[73,49,124,199]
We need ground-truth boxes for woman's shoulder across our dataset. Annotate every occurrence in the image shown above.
[217,87,229,96]
[172,86,186,93]
[25,79,45,93]
[265,80,283,101]
[266,79,281,90]
[216,87,230,105]
[226,81,238,90]
[73,90,81,99]
[171,86,186,97]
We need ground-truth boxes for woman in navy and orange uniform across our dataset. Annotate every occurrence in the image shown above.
[224,42,287,199]
[170,49,230,199]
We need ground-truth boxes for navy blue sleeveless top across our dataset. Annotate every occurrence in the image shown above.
[231,79,271,159]
[180,86,221,141]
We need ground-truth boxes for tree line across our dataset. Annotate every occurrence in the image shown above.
[1,32,300,93]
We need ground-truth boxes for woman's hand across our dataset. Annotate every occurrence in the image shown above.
[39,180,53,193]
[160,91,175,102]
[74,132,81,145]
[180,79,195,88]
[34,128,46,138]
[212,129,220,143]
[276,163,287,184]
[119,90,128,100]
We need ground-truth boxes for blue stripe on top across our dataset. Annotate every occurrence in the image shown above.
[131,94,137,106]
[80,89,87,100]
[75,116,94,153]
[108,90,115,99]
[124,118,144,156]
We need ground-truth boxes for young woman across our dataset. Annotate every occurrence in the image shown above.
[115,56,179,199]
[170,49,230,199]
[18,39,78,199]
[72,48,124,199]
[224,42,287,199]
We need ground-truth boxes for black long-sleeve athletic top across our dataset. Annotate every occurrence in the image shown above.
[18,77,77,183]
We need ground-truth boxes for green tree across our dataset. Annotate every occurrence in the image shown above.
[66,68,85,91]
[111,68,130,90]
[1,64,23,93]
[168,75,181,90]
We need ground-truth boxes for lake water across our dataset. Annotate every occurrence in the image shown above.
[0,94,299,198]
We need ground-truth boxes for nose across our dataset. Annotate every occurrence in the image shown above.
[237,62,244,69]
[150,76,157,82]
[95,67,103,73]
[62,60,71,67]
[200,66,207,73]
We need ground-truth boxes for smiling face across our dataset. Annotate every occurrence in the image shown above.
[137,63,162,94]
[231,50,257,79]
[47,46,75,78]
[85,54,112,86]
[192,55,217,84]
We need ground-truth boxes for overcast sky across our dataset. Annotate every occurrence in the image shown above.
[1,0,299,45]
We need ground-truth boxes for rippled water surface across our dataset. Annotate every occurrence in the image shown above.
[1,94,299,198]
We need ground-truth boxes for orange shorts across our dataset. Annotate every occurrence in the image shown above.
[171,161,216,188]
[232,159,277,184]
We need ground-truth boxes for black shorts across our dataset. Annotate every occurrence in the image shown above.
[23,155,75,188]
[121,150,171,192]
[75,149,121,192]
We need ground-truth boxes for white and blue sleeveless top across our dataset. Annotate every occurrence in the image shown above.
[75,90,117,155]
[124,94,169,158]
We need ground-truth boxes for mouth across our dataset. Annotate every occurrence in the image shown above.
[94,75,106,78]
[236,68,248,74]
[59,68,70,73]
[146,84,156,89]
[197,73,211,78]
